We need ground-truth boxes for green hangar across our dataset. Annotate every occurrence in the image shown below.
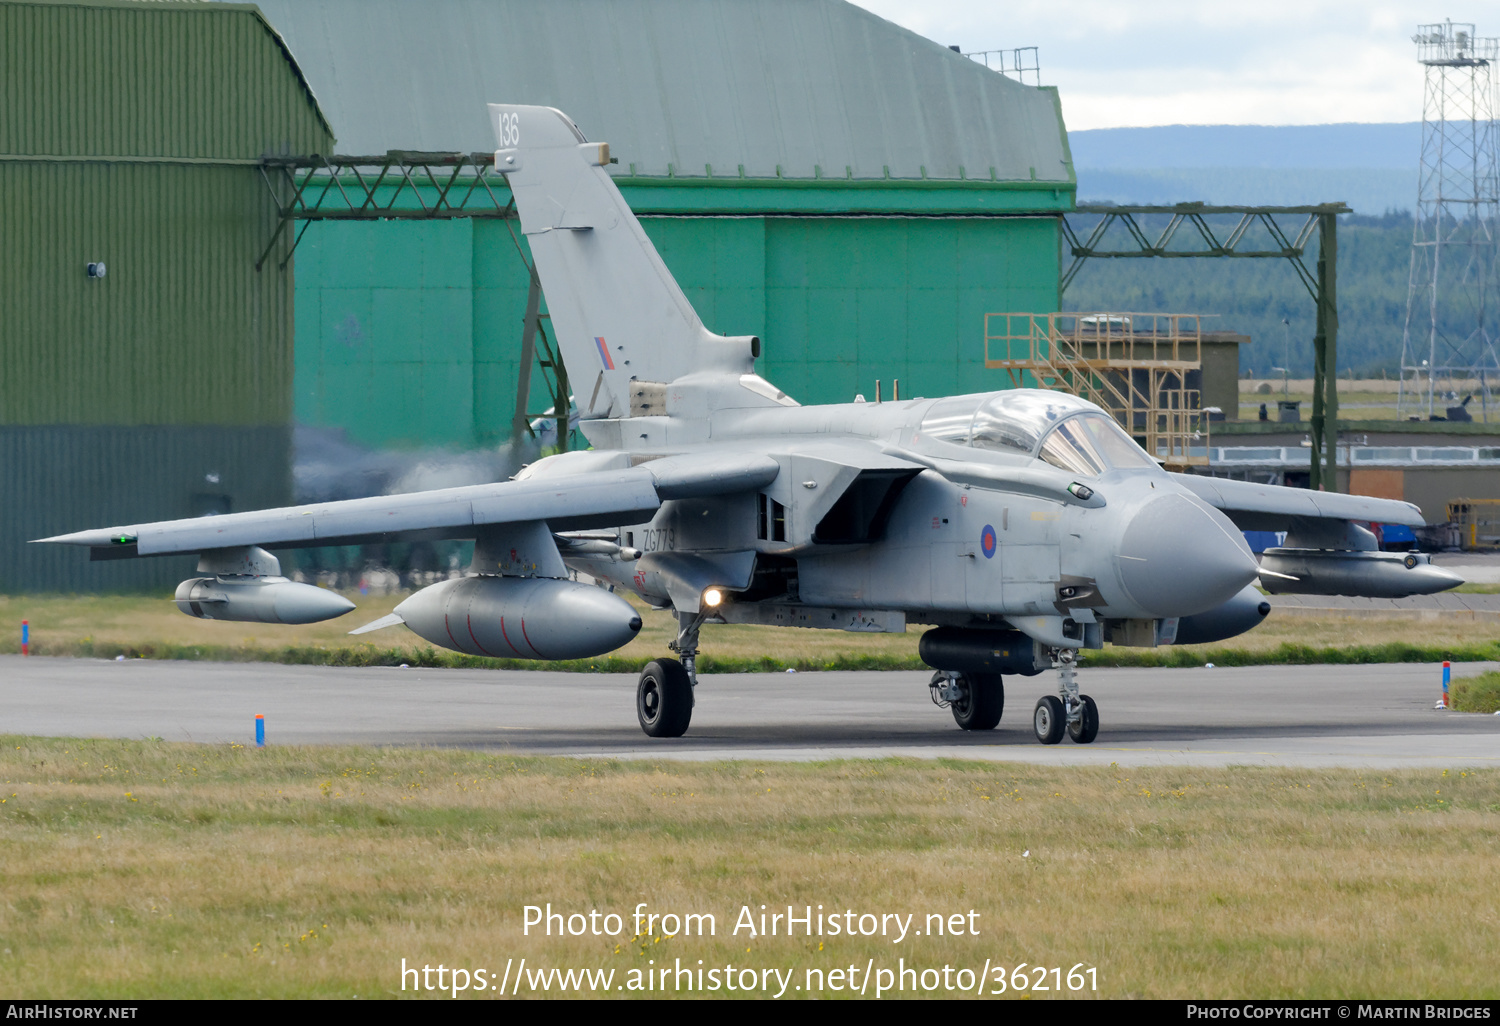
[256,0,1075,450]
[0,0,332,591]
[1,0,1074,590]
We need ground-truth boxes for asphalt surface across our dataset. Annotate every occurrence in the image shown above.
[2,656,1497,768]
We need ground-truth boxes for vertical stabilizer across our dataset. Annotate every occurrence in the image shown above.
[490,104,763,420]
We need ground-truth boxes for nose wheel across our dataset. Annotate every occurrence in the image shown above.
[1033,648,1099,745]
[1067,694,1099,744]
[1033,695,1065,744]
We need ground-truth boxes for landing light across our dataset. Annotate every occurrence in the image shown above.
[703,587,724,607]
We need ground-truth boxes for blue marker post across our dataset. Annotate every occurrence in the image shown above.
[1443,661,1451,709]
[21,620,28,657]
[255,714,265,747]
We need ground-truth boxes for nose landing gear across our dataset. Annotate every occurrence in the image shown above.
[1033,648,1098,745]
[1033,694,1065,744]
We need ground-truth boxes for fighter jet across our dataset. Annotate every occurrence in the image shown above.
[37,104,1462,744]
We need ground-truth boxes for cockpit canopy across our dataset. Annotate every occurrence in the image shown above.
[920,391,1158,476]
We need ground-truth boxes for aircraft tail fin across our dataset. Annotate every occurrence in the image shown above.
[489,104,763,420]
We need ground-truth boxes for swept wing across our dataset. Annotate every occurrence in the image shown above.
[1170,473,1427,530]
[36,454,779,559]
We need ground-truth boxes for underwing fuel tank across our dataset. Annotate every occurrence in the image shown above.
[393,576,643,660]
[1259,549,1462,599]
[175,577,356,625]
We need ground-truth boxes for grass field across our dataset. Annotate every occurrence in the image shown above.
[2,593,1499,674]
[1,738,1496,999]
[1236,378,1446,421]
[1452,672,1500,714]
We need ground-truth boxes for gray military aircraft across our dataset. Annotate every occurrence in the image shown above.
[39,104,1462,744]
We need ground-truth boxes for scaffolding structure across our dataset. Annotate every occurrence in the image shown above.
[983,312,1208,469]
[1398,21,1500,421]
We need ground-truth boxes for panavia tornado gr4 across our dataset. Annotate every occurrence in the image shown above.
[39,104,1461,743]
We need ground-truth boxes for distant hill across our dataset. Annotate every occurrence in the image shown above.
[1068,123,1422,214]
[1068,123,1420,169]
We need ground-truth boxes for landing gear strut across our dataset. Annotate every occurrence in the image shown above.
[668,609,704,689]
[1033,648,1098,745]
[930,670,1005,730]
[636,610,706,739]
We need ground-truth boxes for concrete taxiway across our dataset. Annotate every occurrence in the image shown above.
[2,655,1498,768]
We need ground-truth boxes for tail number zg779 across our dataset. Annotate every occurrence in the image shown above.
[641,528,675,552]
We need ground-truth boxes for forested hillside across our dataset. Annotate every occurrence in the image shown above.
[1062,212,1415,376]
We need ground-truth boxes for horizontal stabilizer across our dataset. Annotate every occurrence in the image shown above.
[349,612,405,635]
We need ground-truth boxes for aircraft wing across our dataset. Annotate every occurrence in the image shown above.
[1170,473,1427,530]
[37,454,780,559]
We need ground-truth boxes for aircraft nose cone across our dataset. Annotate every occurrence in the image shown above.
[1117,494,1260,617]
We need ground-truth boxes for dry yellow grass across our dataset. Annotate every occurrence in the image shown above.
[1238,380,1409,421]
[1,593,1494,669]
[2,738,1497,999]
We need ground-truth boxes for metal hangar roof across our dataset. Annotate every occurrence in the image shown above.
[247,0,1073,190]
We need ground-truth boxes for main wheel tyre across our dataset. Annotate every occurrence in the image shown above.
[637,658,693,738]
[1033,695,1065,745]
[1067,694,1099,744]
[952,672,1005,731]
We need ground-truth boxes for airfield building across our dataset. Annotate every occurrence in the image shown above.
[0,0,333,591]
[251,0,1076,450]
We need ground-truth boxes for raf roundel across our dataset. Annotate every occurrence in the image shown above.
[981,524,997,559]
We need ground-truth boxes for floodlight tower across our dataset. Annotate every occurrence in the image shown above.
[1397,21,1500,421]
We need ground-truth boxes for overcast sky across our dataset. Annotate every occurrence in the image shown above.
[850,1,1480,130]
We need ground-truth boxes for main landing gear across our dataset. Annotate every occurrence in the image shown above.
[1033,648,1098,745]
[929,671,1005,730]
[637,658,692,737]
[636,609,705,738]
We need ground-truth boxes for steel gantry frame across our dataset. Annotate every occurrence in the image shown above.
[1060,202,1350,491]
[255,151,573,451]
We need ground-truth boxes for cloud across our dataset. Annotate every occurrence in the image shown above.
[850,0,1456,128]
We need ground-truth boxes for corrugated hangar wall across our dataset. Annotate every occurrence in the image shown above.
[259,0,1074,450]
[294,216,1063,449]
[0,0,334,591]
